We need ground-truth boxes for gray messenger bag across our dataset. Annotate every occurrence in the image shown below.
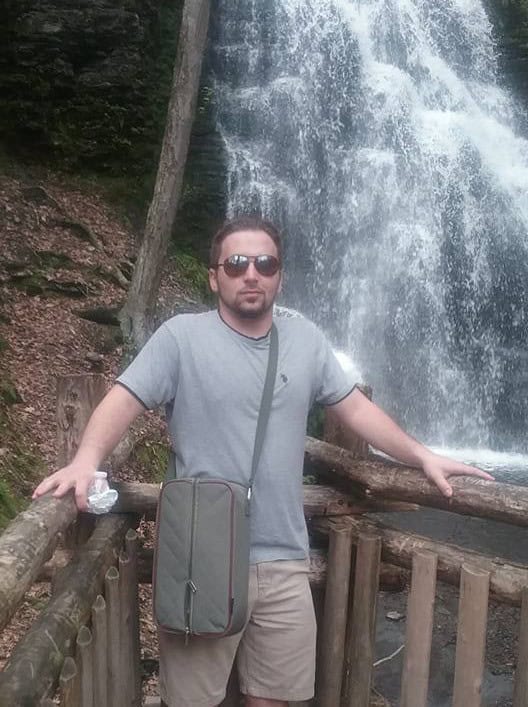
[153,324,278,639]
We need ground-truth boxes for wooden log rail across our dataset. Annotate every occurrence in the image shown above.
[111,480,418,519]
[2,428,524,635]
[305,436,528,527]
[0,495,77,631]
[2,426,528,704]
[314,515,528,606]
[0,515,135,706]
[7,529,142,707]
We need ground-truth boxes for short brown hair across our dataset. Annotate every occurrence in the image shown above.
[209,216,283,266]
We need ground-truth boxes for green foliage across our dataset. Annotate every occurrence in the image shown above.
[135,439,170,484]
[0,403,45,529]
[171,250,212,302]
[307,403,325,440]
[0,479,19,529]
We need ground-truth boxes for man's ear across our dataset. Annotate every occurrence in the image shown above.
[278,271,283,294]
[209,267,218,294]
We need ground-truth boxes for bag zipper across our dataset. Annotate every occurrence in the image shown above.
[185,479,199,643]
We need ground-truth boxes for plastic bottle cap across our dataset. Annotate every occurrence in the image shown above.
[94,471,108,479]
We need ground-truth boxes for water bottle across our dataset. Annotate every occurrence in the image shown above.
[86,471,119,514]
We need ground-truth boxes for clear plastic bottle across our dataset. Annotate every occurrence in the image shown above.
[86,471,119,514]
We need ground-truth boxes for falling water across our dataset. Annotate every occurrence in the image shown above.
[210,0,528,452]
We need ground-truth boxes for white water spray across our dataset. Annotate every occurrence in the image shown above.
[212,0,528,453]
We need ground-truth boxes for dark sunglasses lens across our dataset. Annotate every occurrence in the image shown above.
[223,255,249,277]
[254,256,280,276]
[221,255,280,277]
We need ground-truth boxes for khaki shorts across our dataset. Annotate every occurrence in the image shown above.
[158,559,316,706]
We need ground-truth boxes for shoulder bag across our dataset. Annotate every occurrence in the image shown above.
[153,324,278,639]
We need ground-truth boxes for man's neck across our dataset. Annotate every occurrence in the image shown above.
[217,306,273,339]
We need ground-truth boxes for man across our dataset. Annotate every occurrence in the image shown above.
[33,216,493,707]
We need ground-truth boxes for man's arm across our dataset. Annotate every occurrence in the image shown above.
[33,384,146,510]
[330,387,494,497]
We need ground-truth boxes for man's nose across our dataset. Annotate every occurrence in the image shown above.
[243,262,259,280]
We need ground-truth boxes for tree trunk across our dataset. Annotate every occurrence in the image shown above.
[120,0,211,348]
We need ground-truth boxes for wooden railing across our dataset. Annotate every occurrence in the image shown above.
[0,374,527,706]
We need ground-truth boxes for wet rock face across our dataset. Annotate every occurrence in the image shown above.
[0,0,228,248]
[0,0,162,168]
[484,0,528,105]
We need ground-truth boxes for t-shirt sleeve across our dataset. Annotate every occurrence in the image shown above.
[116,322,180,410]
[312,325,357,406]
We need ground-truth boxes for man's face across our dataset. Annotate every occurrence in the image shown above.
[209,229,282,320]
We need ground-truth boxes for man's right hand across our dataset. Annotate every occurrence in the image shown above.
[32,384,146,511]
[32,464,97,511]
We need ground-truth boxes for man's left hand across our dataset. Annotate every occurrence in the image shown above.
[420,452,495,498]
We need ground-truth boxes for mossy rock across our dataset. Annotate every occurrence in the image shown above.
[11,271,94,298]
[32,251,75,270]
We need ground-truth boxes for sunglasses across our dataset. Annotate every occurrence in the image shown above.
[216,254,281,278]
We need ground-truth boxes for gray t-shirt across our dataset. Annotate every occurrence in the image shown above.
[117,310,354,563]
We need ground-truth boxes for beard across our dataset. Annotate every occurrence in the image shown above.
[219,291,275,319]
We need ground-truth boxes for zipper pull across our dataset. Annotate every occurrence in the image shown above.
[246,487,252,516]
[188,579,198,593]
[185,627,190,646]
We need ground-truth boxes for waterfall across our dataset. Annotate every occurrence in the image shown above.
[210,0,528,452]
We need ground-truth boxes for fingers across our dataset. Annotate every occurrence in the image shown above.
[424,458,495,499]
[449,464,495,481]
[74,478,91,512]
[428,471,453,498]
[32,473,62,499]
[32,468,94,511]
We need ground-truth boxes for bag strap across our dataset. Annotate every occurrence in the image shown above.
[247,323,278,511]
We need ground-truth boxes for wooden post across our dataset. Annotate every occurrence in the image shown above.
[56,374,106,468]
[452,565,490,707]
[400,551,438,707]
[342,533,381,707]
[119,549,138,707]
[324,384,372,459]
[513,587,528,707]
[106,565,122,707]
[56,374,106,546]
[317,524,354,707]
[77,625,94,707]
[59,657,80,707]
[91,594,108,707]
[125,529,142,706]
[313,515,528,606]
